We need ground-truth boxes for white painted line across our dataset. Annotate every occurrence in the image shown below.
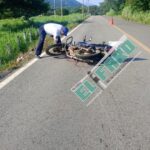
[0,52,46,90]
[0,58,37,90]
[67,23,83,36]
[0,18,87,90]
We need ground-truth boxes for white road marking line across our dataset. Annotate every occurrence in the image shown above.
[0,58,37,90]
[0,19,86,90]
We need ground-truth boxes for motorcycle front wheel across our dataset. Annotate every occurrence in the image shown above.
[46,44,65,56]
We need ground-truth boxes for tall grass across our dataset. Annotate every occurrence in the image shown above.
[0,17,32,32]
[30,13,84,28]
[106,9,117,16]
[122,6,150,24]
[0,28,38,68]
[0,14,85,70]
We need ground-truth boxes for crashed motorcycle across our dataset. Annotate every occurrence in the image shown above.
[45,36,112,63]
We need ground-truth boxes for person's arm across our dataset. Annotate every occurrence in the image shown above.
[55,36,61,44]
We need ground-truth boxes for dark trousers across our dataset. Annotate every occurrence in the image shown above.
[35,26,46,56]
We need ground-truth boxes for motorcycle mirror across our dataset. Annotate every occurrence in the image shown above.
[83,35,86,42]
[102,41,106,44]
[89,36,92,41]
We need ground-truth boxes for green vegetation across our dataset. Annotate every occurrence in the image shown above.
[0,0,49,18]
[47,0,81,8]
[99,0,150,24]
[125,0,150,12]
[122,6,150,24]
[30,14,84,28]
[0,17,32,31]
[56,8,70,16]
[0,0,88,72]
[0,14,85,71]
[106,9,117,16]
[99,0,125,15]
[88,6,101,15]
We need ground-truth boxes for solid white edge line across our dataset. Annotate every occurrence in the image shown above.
[0,58,37,90]
[0,18,87,90]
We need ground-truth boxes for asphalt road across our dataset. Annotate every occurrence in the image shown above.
[0,16,150,150]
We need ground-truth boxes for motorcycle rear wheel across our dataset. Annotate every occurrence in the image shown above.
[75,50,104,60]
[46,44,65,56]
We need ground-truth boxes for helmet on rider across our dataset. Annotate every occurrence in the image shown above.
[62,27,69,36]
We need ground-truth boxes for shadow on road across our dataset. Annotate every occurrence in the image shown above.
[125,57,148,62]
[82,20,92,24]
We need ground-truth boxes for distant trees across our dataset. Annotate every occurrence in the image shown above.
[89,6,100,15]
[56,8,70,16]
[125,0,150,11]
[68,5,101,15]
[0,0,50,19]
[98,0,150,24]
[1,0,149,20]
[69,7,82,14]
[99,0,125,15]
[99,0,150,15]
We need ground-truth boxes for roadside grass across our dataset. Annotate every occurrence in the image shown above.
[30,14,84,28]
[0,17,32,32]
[0,14,85,73]
[0,28,38,71]
[106,9,117,16]
[105,6,150,25]
[122,6,150,24]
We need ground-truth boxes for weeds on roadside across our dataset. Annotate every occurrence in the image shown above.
[0,14,85,71]
[122,6,150,24]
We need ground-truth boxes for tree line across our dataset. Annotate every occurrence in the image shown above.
[0,0,100,19]
[0,0,150,19]
[0,0,50,18]
[0,0,89,19]
[99,0,150,15]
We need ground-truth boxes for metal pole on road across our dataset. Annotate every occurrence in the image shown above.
[87,0,90,15]
[54,0,56,16]
[82,0,84,18]
[61,0,63,17]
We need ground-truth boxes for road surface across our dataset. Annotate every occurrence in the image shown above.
[0,16,150,150]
